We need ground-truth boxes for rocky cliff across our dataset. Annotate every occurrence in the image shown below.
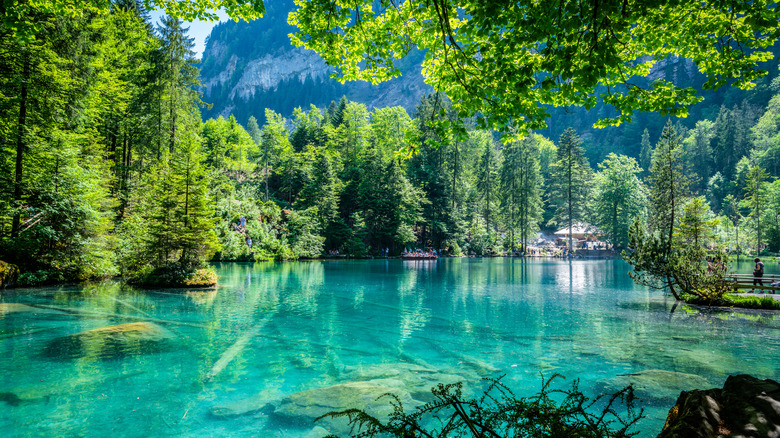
[198,0,431,126]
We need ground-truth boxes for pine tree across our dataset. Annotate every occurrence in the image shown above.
[639,128,652,176]
[297,151,342,235]
[260,109,289,201]
[547,128,591,253]
[147,133,217,270]
[648,120,692,254]
[683,120,715,193]
[475,133,499,234]
[501,137,544,253]
[157,15,201,155]
[744,165,769,255]
[591,154,647,248]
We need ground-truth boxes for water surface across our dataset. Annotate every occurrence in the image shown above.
[1,259,778,437]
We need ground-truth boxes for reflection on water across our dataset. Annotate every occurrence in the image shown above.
[1,259,778,437]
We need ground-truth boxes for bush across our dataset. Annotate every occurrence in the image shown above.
[0,261,20,287]
[318,375,643,438]
[17,269,66,287]
[130,262,217,288]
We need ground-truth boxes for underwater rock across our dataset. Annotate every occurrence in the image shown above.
[0,303,41,316]
[0,260,20,288]
[209,388,284,419]
[302,426,330,438]
[658,374,780,438]
[185,289,218,306]
[44,322,174,360]
[340,362,475,401]
[599,369,709,404]
[274,379,419,432]
[0,392,23,406]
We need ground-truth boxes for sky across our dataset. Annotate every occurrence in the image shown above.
[148,9,230,59]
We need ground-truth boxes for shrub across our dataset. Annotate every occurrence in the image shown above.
[318,375,643,438]
[17,269,66,287]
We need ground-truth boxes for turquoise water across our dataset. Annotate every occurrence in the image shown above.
[1,259,779,437]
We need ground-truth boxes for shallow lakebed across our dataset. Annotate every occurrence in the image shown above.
[1,259,779,437]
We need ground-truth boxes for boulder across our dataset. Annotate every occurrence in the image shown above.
[600,369,709,405]
[44,322,174,360]
[0,261,20,288]
[274,379,420,433]
[658,374,780,438]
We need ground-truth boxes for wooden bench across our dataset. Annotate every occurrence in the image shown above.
[725,274,780,292]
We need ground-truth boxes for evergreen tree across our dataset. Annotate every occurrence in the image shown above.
[648,120,692,255]
[260,109,289,201]
[674,197,718,249]
[682,120,715,192]
[751,92,780,176]
[297,151,342,236]
[475,132,499,234]
[639,128,652,177]
[547,128,591,253]
[157,16,201,155]
[591,154,647,248]
[501,137,544,253]
[743,165,769,255]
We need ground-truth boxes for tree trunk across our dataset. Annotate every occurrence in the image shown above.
[11,56,29,238]
[265,151,269,202]
[567,155,573,255]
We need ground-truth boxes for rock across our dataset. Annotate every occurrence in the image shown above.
[658,388,724,438]
[0,392,23,406]
[340,362,474,401]
[0,260,20,288]
[185,289,218,306]
[44,322,175,360]
[0,303,41,316]
[302,426,330,438]
[210,387,284,419]
[274,379,419,433]
[658,374,780,438]
[600,369,710,404]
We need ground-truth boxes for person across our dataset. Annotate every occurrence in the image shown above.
[751,257,764,292]
[246,236,253,249]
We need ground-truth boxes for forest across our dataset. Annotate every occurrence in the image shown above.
[1,4,780,287]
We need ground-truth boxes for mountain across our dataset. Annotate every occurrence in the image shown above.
[198,0,432,126]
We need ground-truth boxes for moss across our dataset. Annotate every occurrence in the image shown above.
[0,261,20,287]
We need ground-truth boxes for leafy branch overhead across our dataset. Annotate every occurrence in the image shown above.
[2,0,265,40]
[288,0,780,136]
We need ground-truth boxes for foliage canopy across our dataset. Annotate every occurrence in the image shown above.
[289,0,780,137]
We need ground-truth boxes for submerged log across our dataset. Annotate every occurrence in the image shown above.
[203,314,274,382]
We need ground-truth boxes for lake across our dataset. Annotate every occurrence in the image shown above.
[1,259,779,437]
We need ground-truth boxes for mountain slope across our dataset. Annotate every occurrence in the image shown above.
[199,0,431,125]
